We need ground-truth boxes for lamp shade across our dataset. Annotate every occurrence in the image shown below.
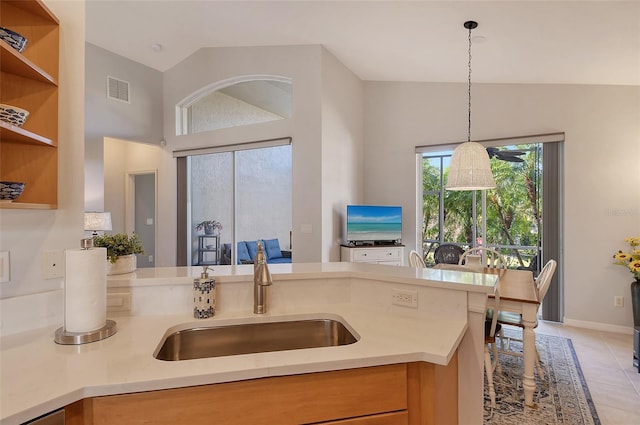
[84,212,112,232]
[445,142,496,190]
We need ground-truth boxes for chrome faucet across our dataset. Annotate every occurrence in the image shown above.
[253,242,273,314]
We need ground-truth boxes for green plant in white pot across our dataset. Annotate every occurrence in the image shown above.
[93,233,144,275]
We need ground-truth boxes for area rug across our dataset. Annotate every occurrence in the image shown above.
[484,330,601,424]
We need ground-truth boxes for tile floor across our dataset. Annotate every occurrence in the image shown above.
[536,321,640,425]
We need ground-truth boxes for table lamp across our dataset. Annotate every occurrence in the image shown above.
[84,212,112,236]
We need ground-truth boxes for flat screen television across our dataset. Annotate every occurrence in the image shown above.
[346,205,402,245]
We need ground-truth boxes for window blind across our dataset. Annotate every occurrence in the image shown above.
[173,137,292,158]
[415,132,564,154]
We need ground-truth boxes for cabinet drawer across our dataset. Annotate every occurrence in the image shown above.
[319,411,408,424]
[352,248,401,261]
[89,364,408,425]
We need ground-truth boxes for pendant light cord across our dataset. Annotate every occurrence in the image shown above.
[467,23,473,143]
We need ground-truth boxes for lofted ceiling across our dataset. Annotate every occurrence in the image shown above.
[85,0,640,86]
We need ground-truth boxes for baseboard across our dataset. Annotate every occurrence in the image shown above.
[563,317,634,335]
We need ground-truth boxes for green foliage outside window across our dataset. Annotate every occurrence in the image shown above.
[421,144,542,268]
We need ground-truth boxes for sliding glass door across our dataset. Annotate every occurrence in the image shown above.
[183,141,292,266]
[420,143,543,270]
[418,135,563,321]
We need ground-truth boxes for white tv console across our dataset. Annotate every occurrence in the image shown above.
[340,245,405,266]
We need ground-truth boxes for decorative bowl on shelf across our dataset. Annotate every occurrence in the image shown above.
[0,27,28,53]
[0,104,29,127]
[0,181,26,202]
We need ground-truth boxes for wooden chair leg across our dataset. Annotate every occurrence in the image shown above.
[492,340,501,375]
[485,344,496,408]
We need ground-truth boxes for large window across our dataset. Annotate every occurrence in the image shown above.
[186,141,292,266]
[417,133,564,321]
[176,77,292,135]
[421,143,542,269]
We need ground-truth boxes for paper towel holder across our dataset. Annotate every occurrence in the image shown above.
[54,320,117,345]
[54,238,117,345]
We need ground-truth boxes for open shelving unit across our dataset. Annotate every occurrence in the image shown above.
[0,0,59,209]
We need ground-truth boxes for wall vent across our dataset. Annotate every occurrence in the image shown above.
[107,76,130,103]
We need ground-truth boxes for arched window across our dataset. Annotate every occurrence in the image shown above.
[176,75,292,135]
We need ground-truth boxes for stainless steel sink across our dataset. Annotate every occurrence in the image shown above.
[154,318,358,361]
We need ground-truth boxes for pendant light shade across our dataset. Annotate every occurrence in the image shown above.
[445,141,496,190]
[446,20,496,191]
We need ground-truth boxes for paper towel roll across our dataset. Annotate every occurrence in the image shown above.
[64,247,107,333]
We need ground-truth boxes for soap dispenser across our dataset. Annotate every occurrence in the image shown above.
[194,266,216,319]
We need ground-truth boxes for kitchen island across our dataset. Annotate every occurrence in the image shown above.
[0,262,497,424]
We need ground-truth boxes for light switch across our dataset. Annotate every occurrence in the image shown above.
[301,224,312,234]
[146,218,153,225]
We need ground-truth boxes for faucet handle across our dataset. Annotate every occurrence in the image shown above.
[200,265,213,279]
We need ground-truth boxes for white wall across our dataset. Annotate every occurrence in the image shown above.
[104,138,176,267]
[84,43,163,212]
[163,45,324,263]
[320,48,364,262]
[364,82,640,330]
[191,91,283,133]
[0,0,85,331]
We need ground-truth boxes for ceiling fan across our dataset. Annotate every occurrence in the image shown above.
[486,147,526,163]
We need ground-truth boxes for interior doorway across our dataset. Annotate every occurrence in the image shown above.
[126,170,157,268]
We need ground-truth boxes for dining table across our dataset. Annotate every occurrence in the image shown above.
[433,264,539,407]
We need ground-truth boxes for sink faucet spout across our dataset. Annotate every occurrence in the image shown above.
[253,242,273,314]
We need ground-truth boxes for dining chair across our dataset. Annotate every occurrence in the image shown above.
[485,284,502,408]
[459,247,507,270]
[408,250,426,268]
[433,244,465,265]
[517,253,540,276]
[432,256,503,406]
[496,259,558,379]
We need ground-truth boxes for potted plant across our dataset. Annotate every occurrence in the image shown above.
[93,233,145,275]
[195,220,223,235]
[612,236,640,326]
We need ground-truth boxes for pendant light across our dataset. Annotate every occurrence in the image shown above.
[445,20,496,191]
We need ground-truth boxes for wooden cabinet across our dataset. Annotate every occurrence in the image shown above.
[65,359,458,425]
[318,412,408,424]
[341,245,405,266]
[0,0,59,209]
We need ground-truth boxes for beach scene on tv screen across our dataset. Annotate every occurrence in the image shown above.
[347,206,402,241]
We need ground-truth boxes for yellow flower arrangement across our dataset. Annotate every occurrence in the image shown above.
[613,237,640,280]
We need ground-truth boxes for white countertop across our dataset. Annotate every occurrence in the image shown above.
[107,261,499,289]
[1,262,496,424]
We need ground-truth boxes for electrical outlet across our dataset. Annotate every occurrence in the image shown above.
[107,292,131,312]
[43,250,64,279]
[0,251,10,283]
[392,288,418,308]
[614,296,624,307]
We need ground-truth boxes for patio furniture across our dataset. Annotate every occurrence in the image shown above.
[434,244,465,265]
